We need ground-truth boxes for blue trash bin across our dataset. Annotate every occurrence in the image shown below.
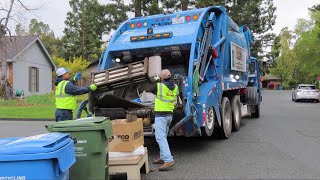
[0,133,76,180]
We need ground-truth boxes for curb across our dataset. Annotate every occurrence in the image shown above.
[0,118,54,121]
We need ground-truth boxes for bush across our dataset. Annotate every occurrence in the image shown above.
[282,82,290,90]
[316,81,320,89]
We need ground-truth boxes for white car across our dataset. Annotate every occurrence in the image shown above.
[292,84,320,103]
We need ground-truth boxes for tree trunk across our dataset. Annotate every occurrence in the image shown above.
[0,35,7,99]
[181,0,189,10]
[1,0,15,99]
[134,0,142,17]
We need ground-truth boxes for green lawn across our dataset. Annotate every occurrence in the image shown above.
[0,105,87,119]
[0,106,56,119]
[0,93,88,119]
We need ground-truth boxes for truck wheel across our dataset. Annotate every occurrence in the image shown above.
[231,95,241,131]
[201,106,215,137]
[251,103,260,118]
[220,97,232,139]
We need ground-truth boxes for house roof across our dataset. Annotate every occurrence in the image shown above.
[1,36,56,69]
[87,59,99,68]
[262,74,280,80]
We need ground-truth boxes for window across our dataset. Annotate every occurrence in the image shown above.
[29,67,39,92]
[298,85,316,90]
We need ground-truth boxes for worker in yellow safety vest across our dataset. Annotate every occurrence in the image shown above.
[151,69,179,171]
[54,67,97,122]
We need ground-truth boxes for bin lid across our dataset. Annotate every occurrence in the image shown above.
[0,133,72,155]
[46,117,112,138]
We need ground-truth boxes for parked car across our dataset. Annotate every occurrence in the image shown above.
[292,84,320,103]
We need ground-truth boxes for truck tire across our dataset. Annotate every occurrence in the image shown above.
[219,97,232,139]
[231,95,241,131]
[246,87,259,105]
[251,103,260,118]
[201,106,215,137]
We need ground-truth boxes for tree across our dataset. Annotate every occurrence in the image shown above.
[63,0,105,61]
[269,28,297,85]
[293,11,320,83]
[224,0,277,59]
[162,0,195,12]
[309,4,320,12]
[130,0,161,16]
[161,0,276,59]
[105,0,130,32]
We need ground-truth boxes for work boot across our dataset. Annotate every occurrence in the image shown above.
[159,161,175,171]
[153,158,164,164]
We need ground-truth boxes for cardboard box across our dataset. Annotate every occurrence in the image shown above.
[109,119,144,152]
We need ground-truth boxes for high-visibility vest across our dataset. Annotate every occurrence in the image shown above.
[154,83,178,112]
[55,80,77,110]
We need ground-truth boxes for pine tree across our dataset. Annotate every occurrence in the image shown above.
[130,0,161,17]
[105,0,130,32]
[161,0,276,59]
[224,0,277,59]
[63,0,108,61]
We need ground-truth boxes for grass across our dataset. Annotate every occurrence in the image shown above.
[0,93,89,119]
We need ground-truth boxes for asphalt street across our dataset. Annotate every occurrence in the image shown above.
[1,90,320,179]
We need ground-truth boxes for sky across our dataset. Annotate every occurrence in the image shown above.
[3,0,320,38]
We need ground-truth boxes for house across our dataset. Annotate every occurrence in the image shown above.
[261,74,281,89]
[87,59,99,74]
[0,36,56,96]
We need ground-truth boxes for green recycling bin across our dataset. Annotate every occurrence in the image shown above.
[46,117,112,180]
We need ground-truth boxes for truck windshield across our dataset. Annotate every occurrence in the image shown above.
[249,62,256,74]
[299,86,316,90]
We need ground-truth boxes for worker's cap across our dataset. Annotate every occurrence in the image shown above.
[160,69,171,80]
[56,67,70,76]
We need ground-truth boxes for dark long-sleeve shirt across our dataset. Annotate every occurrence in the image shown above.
[55,77,90,95]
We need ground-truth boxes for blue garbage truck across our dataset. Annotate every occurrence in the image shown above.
[88,6,262,138]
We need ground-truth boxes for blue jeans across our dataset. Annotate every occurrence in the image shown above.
[155,114,173,162]
[55,109,73,122]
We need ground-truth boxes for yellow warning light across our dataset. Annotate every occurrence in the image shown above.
[163,33,171,37]
[155,34,161,38]
[131,37,138,41]
[193,14,199,20]
[139,36,146,40]
[130,23,135,28]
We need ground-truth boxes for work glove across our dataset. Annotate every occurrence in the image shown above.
[153,75,160,81]
[89,84,97,91]
[73,72,82,81]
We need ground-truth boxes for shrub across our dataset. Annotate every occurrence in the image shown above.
[282,82,290,90]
